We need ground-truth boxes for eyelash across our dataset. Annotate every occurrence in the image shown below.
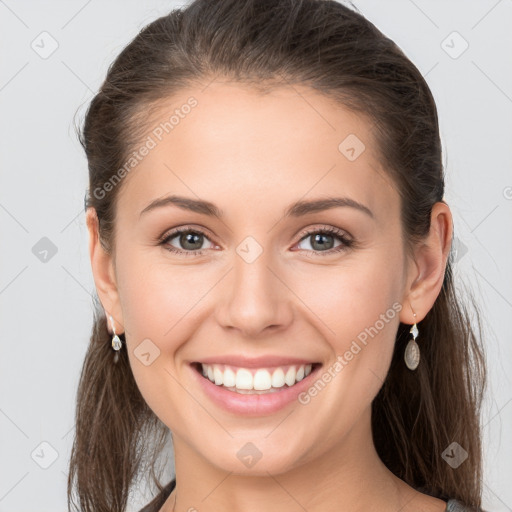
[157,225,354,258]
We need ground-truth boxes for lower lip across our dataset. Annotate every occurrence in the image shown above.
[190,364,321,416]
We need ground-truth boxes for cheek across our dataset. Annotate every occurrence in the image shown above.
[116,249,207,341]
[113,252,198,403]
[289,252,403,387]
[293,252,402,335]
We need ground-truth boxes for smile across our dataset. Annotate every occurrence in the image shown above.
[198,363,315,394]
[189,357,322,415]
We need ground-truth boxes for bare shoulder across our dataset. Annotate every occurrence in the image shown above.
[401,490,447,512]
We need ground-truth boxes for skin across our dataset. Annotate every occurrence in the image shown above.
[86,81,452,512]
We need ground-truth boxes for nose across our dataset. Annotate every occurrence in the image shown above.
[216,248,294,339]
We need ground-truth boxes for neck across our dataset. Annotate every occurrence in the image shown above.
[163,408,423,512]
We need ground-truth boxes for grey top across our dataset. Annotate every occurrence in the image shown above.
[446,499,483,512]
[138,479,483,512]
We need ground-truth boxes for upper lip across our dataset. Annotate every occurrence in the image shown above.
[194,355,320,368]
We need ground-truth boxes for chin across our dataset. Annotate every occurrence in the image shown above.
[197,437,314,477]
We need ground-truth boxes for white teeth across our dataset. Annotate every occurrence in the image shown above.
[253,369,272,390]
[199,363,315,392]
[235,368,253,390]
[284,367,296,386]
[213,366,223,385]
[223,367,236,387]
[271,368,285,388]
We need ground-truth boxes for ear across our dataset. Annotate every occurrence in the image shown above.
[86,207,124,334]
[400,201,453,324]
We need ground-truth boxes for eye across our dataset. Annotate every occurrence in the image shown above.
[294,226,354,256]
[159,227,216,257]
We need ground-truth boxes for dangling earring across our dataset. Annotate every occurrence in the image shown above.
[404,309,420,371]
[109,314,123,364]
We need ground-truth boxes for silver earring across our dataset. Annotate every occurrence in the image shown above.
[404,311,420,371]
[110,314,123,363]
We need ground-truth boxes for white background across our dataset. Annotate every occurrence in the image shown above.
[0,0,511,510]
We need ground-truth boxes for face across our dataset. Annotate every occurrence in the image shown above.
[102,81,415,475]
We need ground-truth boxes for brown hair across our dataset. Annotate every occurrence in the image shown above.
[68,0,487,510]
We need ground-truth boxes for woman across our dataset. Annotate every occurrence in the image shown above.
[68,0,487,511]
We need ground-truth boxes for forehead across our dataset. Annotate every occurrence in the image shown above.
[116,81,398,224]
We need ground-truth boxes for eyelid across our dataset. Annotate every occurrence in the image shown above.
[158,224,216,243]
[296,224,352,241]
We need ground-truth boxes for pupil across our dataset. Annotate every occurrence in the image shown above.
[182,232,202,250]
[312,233,334,251]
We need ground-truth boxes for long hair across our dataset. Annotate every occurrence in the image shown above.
[68,1,487,510]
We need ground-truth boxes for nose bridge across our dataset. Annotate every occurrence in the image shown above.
[217,236,292,336]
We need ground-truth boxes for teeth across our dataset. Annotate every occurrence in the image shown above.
[213,366,223,385]
[200,363,315,392]
[253,369,272,390]
[235,369,253,390]
[271,368,285,388]
[223,367,236,387]
[284,367,296,386]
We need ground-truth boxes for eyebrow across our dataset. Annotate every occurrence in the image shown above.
[139,194,374,219]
